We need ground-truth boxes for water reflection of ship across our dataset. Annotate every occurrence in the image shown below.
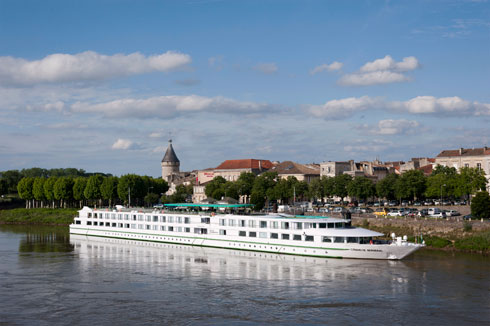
[70,234,404,282]
[20,230,74,253]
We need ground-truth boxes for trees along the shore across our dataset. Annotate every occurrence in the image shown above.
[308,178,324,203]
[394,170,426,201]
[250,171,278,210]
[17,177,34,208]
[73,177,88,208]
[333,174,352,202]
[347,176,375,202]
[0,179,8,196]
[2,170,22,194]
[321,176,335,199]
[457,167,487,202]
[425,166,458,199]
[204,176,227,200]
[43,177,58,208]
[470,191,490,219]
[236,172,256,201]
[32,177,46,208]
[84,175,104,206]
[101,176,119,207]
[117,174,146,206]
[54,177,74,208]
[376,173,398,200]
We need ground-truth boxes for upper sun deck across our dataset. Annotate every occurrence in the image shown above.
[79,203,349,223]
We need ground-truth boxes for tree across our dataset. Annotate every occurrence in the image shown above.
[425,165,458,199]
[1,170,22,193]
[54,177,74,208]
[0,179,7,195]
[470,191,490,219]
[205,176,227,200]
[308,178,324,202]
[321,176,335,198]
[101,176,119,207]
[32,177,46,207]
[117,174,146,206]
[44,177,58,208]
[73,177,88,208]
[84,175,104,205]
[20,167,49,178]
[17,177,34,208]
[376,173,398,200]
[395,170,426,200]
[250,171,278,210]
[457,167,487,200]
[333,174,352,201]
[236,172,256,201]
[347,176,375,201]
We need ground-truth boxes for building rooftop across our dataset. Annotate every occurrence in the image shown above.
[272,161,320,175]
[161,140,180,163]
[437,147,490,157]
[215,159,273,170]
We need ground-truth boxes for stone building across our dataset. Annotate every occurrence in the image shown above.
[271,161,320,183]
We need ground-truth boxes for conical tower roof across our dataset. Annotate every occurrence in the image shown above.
[161,139,180,163]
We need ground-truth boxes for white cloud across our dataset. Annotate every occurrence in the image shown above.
[310,61,343,75]
[338,71,409,86]
[0,50,191,86]
[112,139,134,150]
[308,95,490,120]
[369,119,421,135]
[360,55,419,72]
[308,96,383,119]
[339,55,420,86]
[253,62,278,74]
[71,95,276,119]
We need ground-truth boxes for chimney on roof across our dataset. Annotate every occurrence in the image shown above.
[459,148,464,155]
[259,160,262,171]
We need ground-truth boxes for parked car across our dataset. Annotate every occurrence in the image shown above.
[388,200,398,207]
[388,210,404,217]
[446,210,460,217]
[374,208,388,217]
[431,211,447,218]
[406,208,419,217]
[332,207,345,213]
[413,201,422,206]
[373,202,381,207]
[463,214,473,220]
[424,200,433,206]
[417,209,429,217]
[401,200,409,206]
[442,200,452,206]
[153,204,164,208]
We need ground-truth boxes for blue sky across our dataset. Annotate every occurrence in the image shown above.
[0,0,489,176]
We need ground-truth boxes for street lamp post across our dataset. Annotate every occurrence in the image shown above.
[440,184,446,208]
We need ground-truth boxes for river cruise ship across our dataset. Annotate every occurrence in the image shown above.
[69,203,424,260]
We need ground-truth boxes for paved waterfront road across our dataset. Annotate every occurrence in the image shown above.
[0,225,489,326]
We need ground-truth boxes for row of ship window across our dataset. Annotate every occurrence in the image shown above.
[77,220,368,243]
[85,213,348,230]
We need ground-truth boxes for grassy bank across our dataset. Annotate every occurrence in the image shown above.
[0,208,76,225]
[355,219,490,254]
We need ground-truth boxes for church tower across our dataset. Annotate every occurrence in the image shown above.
[161,139,180,182]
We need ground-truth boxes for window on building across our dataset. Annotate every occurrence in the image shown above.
[282,234,290,240]
[477,163,482,170]
[281,222,289,230]
[260,221,267,228]
[249,231,257,237]
[322,236,332,243]
[239,231,246,237]
[347,237,358,243]
[319,223,327,229]
[293,234,301,241]
[168,226,174,232]
[176,217,182,223]
[87,221,92,225]
[259,232,267,238]
[294,222,302,230]
[160,216,166,223]
[229,219,236,227]
[239,220,246,227]
[146,225,151,230]
[305,235,314,242]
[328,223,334,229]
[168,216,174,223]
[153,216,158,222]
[271,221,278,229]
[161,226,166,231]
[185,227,190,233]
[219,229,226,235]
[248,220,256,228]
[219,219,226,226]
[270,233,278,239]
[184,217,190,224]
[334,237,344,243]
[335,222,343,228]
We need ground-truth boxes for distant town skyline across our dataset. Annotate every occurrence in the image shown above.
[1,0,489,177]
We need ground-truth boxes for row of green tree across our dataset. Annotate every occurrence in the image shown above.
[16,175,169,209]
[0,168,111,195]
[204,166,487,210]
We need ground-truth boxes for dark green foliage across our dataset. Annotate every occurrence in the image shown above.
[236,172,256,196]
[463,221,473,232]
[117,174,146,205]
[376,173,398,200]
[17,177,34,201]
[470,191,490,219]
[1,170,22,193]
[333,174,352,200]
[43,177,58,203]
[73,177,88,202]
[347,176,375,201]
[101,176,119,202]
[454,230,490,252]
[0,179,7,195]
[204,176,227,199]
[395,170,426,200]
[32,178,46,201]
[424,236,452,248]
[84,175,103,200]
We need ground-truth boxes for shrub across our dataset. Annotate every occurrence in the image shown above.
[424,236,452,248]
[463,221,473,232]
[471,191,490,219]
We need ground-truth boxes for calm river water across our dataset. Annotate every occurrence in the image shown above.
[0,225,489,326]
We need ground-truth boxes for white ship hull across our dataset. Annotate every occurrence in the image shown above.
[69,223,421,260]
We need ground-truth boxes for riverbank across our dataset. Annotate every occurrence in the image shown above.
[0,208,76,225]
[352,216,490,254]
